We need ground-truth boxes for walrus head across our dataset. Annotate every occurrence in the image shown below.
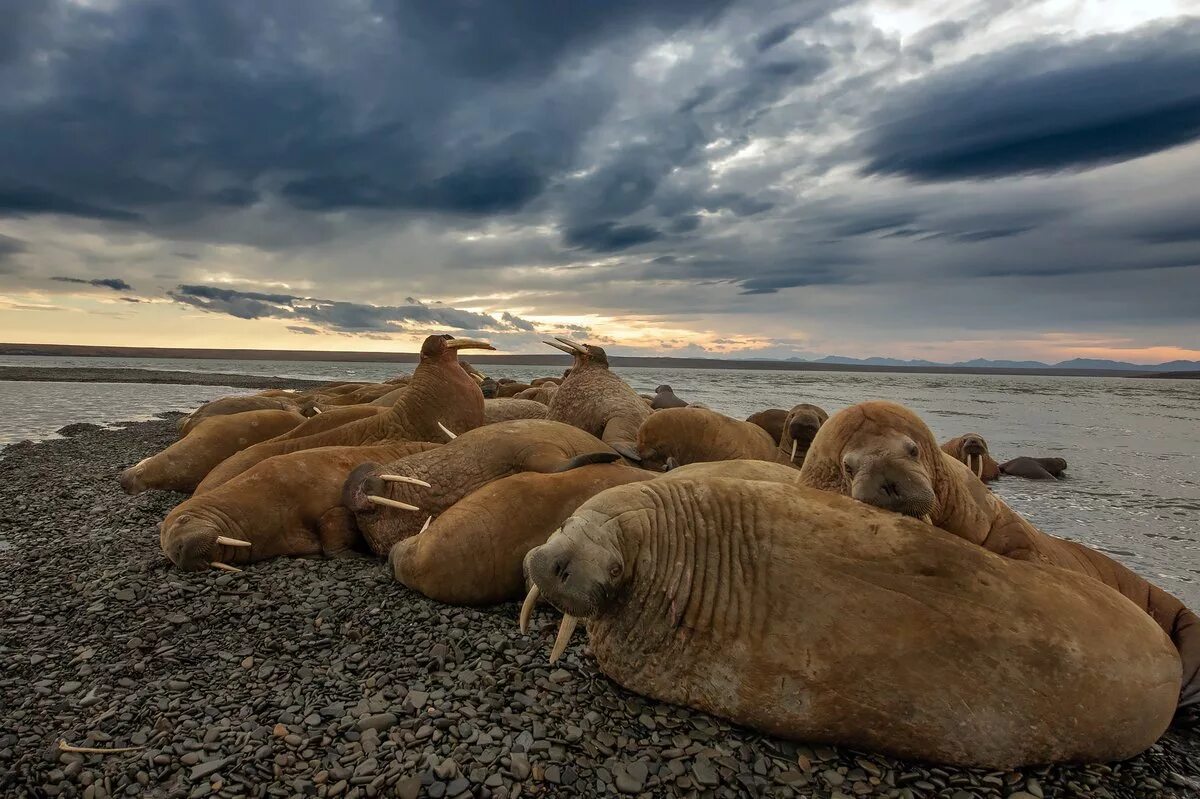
[799,401,937,521]
[543,337,609,369]
[781,403,829,464]
[520,512,629,662]
[159,508,251,573]
[421,334,496,361]
[655,384,673,394]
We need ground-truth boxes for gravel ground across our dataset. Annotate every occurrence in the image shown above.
[0,367,328,390]
[1,419,1198,799]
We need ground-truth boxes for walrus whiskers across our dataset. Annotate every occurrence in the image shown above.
[366,495,421,512]
[216,536,251,547]
[437,421,458,440]
[519,585,540,634]
[549,614,578,663]
[379,474,432,488]
[210,561,242,573]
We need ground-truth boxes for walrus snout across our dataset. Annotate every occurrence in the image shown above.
[161,516,221,571]
[524,533,619,620]
[342,462,384,513]
[850,459,936,519]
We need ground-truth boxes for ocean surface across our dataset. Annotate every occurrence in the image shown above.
[2,354,1198,606]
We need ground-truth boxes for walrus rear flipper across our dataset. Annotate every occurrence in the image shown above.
[552,452,624,473]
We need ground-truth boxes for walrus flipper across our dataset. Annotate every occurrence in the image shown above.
[318,507,365,558]
[551,451,624,473]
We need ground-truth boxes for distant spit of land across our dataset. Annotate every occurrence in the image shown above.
[1,342,1197,379]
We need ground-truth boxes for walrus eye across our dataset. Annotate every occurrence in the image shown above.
[609,563,622,578]
[842,458,855,477]
[906,443,919,459]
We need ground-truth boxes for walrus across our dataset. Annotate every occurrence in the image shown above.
[267,404,389,442]
[515,384,559,405]
[177,394,304,436]
[1001,456,1068,480]
[160,441,440,572]
[484,398,548,423]
[496,381,533,398]
[941,433,1001,482]
[119,409,307,495]
[775,403,829,468]
[343,419,622,555]
[479,377,499,399]
[520,477,1179,768]
[655,458,805,486]
[195,335,493,493]
[319,383,397,406]
[390,463,650,605]
[650,384,689,409]
[634,407,776,471]
[529,377,560,387]
[745,409,788,445]
[544,337,651,461]
[799,400,1200,708]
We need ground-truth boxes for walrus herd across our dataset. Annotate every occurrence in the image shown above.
[121,334,1197,769]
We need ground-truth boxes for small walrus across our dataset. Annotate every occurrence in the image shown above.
[634,406,777,471]
[775,403,828,468]
[1001,456,1068,480]
[940,432,1001,482]
[120,408,306,495]
[521,477,1178,768]
[799,400,1200,708]
[178,394,304,436]
[650,384,689,409]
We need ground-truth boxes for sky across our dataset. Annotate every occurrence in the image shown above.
[2,0,1199,364]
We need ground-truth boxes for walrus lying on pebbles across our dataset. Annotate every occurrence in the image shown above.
[1001,455,1068,480]
[544,337,650,461]
[745,409,788,445]
[800,400,1200,708]
[344,419,623,555]
[521,477,1179,768]
[483,398,548,423]
[178,394,305,436]
[195,335,492,493]
[634,407,776,471]
[390,463,649,605]
[119,408,305,495]
[160,441,439,571]
[941,433,1001,482]
[650,385,689,409]
[776,403,828,468]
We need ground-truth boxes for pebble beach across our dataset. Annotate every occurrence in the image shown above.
[2,416,1199,799]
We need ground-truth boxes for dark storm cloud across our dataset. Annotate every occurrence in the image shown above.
[51,277,134,291]
[169,284,539,336]
[863,19,1200,180]
[564,222,663,253]
[0,234,26,261]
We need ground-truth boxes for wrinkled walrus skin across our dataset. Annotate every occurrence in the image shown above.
[524,478,1179,768]
[483,398,549,423]
[544,338,651,460]
[635,407,777,472]
[390,463,649,605]
[178,394,303,436]
[194,335,492,493]
[344,419,623,555]
[800,400,1200,708]
[120,408,306,495]
[940,433,1001,483]
[745,409,788,445]
[160,441,439,571]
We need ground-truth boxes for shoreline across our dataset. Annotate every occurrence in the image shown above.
[1,419,1198,797]
[0,366,332,390]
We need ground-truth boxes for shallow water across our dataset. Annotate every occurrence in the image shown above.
[2,356,1197,606]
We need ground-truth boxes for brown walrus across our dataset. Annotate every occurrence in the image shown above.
[656,458,805,486]
[390,463,649,605]
[634,407,776,471]
[343,419,622,555]
[119,408,306,495]
[775,403,828,469]
[940,433,1001,482]
[497,381,533,398]
[514,384,558,405]
[745,409,788,445]
[530,377,560,387]
[267,404,389,441]
[650,384,689,409]
[483,398,548,423]
[520,477,1179,768]
[178,394,305,436]
[1001,456,1069,480]
[799,400,1200,708]
[160,441,439,572]
[544,337,650,461]
[195,335,493,493]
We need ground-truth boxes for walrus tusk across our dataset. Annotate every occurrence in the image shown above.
[790,439,798,462]
[210,561,242,573]
[437,421,457,440]
[445,338,496,351]
[379,474,432,488]
[420,515,432,533]
[216,536,251,548]
[549,614,578,664]
[312,407,323,414]
[554,335,587,349]
[58,740,145,755]
[519,585,540,634]
[366,495,420,512]
[973,455,983,479]
[543,340,577,355]
[920,514,933,524]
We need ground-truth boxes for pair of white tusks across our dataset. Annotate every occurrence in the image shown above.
[210,535,252,573]
[519,584,578,664]
[365,474,431,513]
[967,453,984,478]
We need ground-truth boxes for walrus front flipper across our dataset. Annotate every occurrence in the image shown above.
[551,452,623,473]
[318,507,366,558]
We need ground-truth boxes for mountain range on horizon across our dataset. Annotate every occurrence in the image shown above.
[775,355,1200,371]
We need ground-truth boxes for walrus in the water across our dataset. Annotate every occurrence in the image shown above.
[484,398,548,423]
[119,409,307,495]
[178,394,305,436]
[544,337,651,461]
[940,433,1001,482]
[390,463,649,605]
[775,403,829,468]
[195,335,493,493]
[634,407,776,471]
[650,384,689,410]
[343,419,622,555]
[1001,456,1068,480]
[799,400,1200,708]
[160,441,440,572]
[520,476,1179,768]
[745,409,788,445]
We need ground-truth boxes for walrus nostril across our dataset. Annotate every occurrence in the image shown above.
[882,481,900,498]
